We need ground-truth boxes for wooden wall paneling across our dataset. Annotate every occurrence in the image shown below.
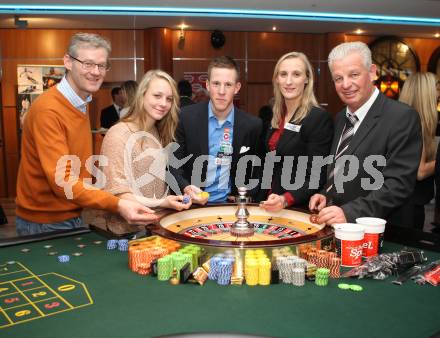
[0,87,6,196]
[247,60,275,83]
[105,60,135,83]
[144,28,173,74]
[324,33,346,115]
[246,84,273,117]
[135,60,145,81]
[173,59,211,81]
[5,154,18,196]
[247,32,324,60]
[173,30,246,59]
[3,107,18,196]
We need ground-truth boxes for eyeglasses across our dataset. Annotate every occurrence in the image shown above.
[69,54,110,72]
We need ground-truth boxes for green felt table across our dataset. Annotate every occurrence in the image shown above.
[0,231,439,338]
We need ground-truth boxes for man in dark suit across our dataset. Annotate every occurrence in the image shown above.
[309,41,422,225]
[171,56,262,204]
[100,87,125,129]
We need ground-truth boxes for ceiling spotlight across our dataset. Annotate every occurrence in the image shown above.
[14,15,28,29]
[272,26,277,31]
[435,33,440,38]
[355,29,363,34]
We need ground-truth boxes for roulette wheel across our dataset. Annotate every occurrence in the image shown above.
[153,204,333,250]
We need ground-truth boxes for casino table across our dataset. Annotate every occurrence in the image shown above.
[1,230,439,338]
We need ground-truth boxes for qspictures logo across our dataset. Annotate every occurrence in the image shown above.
[54,131,386,203]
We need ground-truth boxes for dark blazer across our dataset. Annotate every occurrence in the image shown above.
[257,106,333,207]
[100,105,119,129]
[171,102,262,197]
[179,96,194,108]
[325,92,422,225]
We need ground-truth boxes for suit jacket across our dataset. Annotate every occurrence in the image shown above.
[100,105,119,129]
[179,96,194,108]
[257,106,333,207]
[171,102,262,197]
[325,93,422,225]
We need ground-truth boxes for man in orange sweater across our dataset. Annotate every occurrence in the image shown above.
[16,32,158,235]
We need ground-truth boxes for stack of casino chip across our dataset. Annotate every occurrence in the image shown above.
[129,245,168,274]
[258,259,271,286]
[276,256,288,283]
[208,256,223,281]
[306,262,317,281]
[244,250,271,286]
[231,254,244,285]
[171,252,187,279]
[327,251,337,262]
[58,255,70,263]
[307,251,318,266]
[217,259,234,285]
[244,258,259,286]
[157,256,173,281]
[180,253,193,272]
[306,247,317,262]
[128,236,180,275]
[298,244,314,259]
[118,239,129,251]
[315,268,330,286]
[329,257,341,278]
[179,245,201,271]
[107,239,118,250]
[316,250,329,268]
[137,263,150,275]
[292,267,305,286]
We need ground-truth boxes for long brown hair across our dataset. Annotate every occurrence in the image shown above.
[122,69,179,146]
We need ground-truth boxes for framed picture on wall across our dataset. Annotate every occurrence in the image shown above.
[16,65,65,126]
[16,65,65,152]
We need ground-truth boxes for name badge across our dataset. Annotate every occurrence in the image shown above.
[215,156,231,166]
[284,122,301,132]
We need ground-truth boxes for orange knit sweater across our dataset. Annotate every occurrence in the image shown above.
[16,87,119,223]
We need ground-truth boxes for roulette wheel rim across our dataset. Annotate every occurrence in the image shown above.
[152,203,334,248]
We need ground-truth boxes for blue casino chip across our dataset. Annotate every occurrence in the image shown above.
[107,239,118,250]
[58,255,70,263]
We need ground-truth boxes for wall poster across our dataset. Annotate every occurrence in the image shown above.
[17,65,65,128]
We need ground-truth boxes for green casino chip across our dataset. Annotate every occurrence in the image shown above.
[350,284,363,292]
[338,283,351,290]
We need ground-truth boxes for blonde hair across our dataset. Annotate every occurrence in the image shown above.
[122,70,179,146]
[271,51,319,127]
[399,72,438,161]
[121,80,138,108]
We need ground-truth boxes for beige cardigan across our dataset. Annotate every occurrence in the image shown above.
[99,122,167,235]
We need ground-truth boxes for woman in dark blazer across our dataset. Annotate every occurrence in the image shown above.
[258,51,333,211]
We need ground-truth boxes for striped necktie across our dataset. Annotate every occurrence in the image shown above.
[326,114,358,195]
